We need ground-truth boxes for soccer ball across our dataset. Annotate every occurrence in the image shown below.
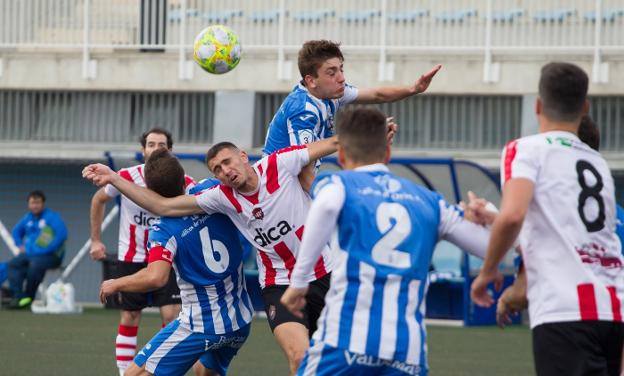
[193,25,241,74]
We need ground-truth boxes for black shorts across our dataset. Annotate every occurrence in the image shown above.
[113,261,181,311]
[533,321,624,376]
[261,273,330,338]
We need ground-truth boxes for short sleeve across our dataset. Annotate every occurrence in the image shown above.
[287,111,320,146]
[103,183,120,198]
[337,83,358,107]
[195,187,226,215]
[273,145,310,177]
[147,224,176,264]
[501,139,539,186]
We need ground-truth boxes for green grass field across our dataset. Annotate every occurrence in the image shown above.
[0,308,534,375]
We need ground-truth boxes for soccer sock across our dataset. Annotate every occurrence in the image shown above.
[116,324,138,371]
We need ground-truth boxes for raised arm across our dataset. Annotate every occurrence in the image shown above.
[354,65,441,104]
[82,163,203,217]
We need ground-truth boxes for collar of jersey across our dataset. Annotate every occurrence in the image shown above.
[297,83,327,107]
[354,163,389,172]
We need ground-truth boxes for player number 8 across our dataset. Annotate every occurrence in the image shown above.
[576,160,605,233]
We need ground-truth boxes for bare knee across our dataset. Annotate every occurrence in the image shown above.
[120,310,141,327]
[192,361,221,376]
[123,362,150,376]
[159,304,180,324]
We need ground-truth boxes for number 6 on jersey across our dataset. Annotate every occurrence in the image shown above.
[199,227,230,273]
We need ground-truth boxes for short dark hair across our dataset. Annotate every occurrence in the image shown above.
[144,149,185,198]
[27,190,46,202]
[140,127,173,149]
[578,115,600,151]
[337,108,388,164]
[205,142,239,170]
[298,40,344,79]
[538,62,588,122]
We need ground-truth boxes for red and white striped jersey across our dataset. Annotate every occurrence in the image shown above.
[104,164,196,263]
[502,131,624,328]
[195,146,332,288]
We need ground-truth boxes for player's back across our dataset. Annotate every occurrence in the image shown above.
[149,212,253,335]
[505,131,623,327]
[314,167,443,369]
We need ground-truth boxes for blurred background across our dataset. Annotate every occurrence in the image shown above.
[0,0,622,312]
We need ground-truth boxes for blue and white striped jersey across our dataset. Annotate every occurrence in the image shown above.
[262,83,358,155]
[291,164,490,371]
[148,179,253,335]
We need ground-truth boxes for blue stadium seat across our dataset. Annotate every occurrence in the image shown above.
[340,10,381,23]
[292,10,335,22]
[490,8,524,22]
[250,10,284,23]
[436,9,477,23]
[584,9,624,22]
[167,8,199,23]
[387,9,429,23]
[202,9,243,24]
[533,8,576,22]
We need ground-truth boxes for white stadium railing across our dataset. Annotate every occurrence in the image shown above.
[0,0,622,82]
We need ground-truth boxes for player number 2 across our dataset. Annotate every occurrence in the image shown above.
[199,227,230,273]
[576,160,605,232]
[372,202,412,268]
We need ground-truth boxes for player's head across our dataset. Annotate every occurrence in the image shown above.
[298,40,345,99]
[144,149,185,198]
[537,62,589,127]
[577,115,600,151]
[140,127,173,159]
[336,108,389,168]
[206,142,252,190]
[27,190,46,215]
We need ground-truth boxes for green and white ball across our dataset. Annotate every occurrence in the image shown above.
[193,25,241,74]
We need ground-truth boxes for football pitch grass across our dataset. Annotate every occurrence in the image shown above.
[0,307,534,375]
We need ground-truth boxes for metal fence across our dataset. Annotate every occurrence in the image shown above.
[0,90,215,143]
[255,93,524,150]
[0,0,621,81]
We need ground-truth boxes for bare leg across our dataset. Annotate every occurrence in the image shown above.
[273,322,310,376]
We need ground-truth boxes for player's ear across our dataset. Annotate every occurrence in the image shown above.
[337,144,346,168]
[535,96,542,115]
[303,74,316,89]
[581,99,589,115]
[384,143,391,164]
[239,150,249,163]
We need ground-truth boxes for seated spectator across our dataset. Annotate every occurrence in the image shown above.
[7,190,67,309]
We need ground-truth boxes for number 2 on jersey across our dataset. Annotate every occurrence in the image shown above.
[199,227,230,273]
[371,202,412,268]
[576,160,605,232]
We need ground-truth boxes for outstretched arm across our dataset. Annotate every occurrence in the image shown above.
[82,163,203,217]
[354,65,441,104]
[307,135,339,162]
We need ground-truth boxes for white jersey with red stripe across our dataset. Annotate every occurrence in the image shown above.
[502,131,624,328]
[104,164,196,263]
[195,145,332,289]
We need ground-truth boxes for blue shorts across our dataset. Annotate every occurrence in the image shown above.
[134,319,250,376]
[297,340,427,376]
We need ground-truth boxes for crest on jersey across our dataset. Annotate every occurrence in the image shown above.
[252,207,265,220]
[374,175,402,194]
[297,129,315,145]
